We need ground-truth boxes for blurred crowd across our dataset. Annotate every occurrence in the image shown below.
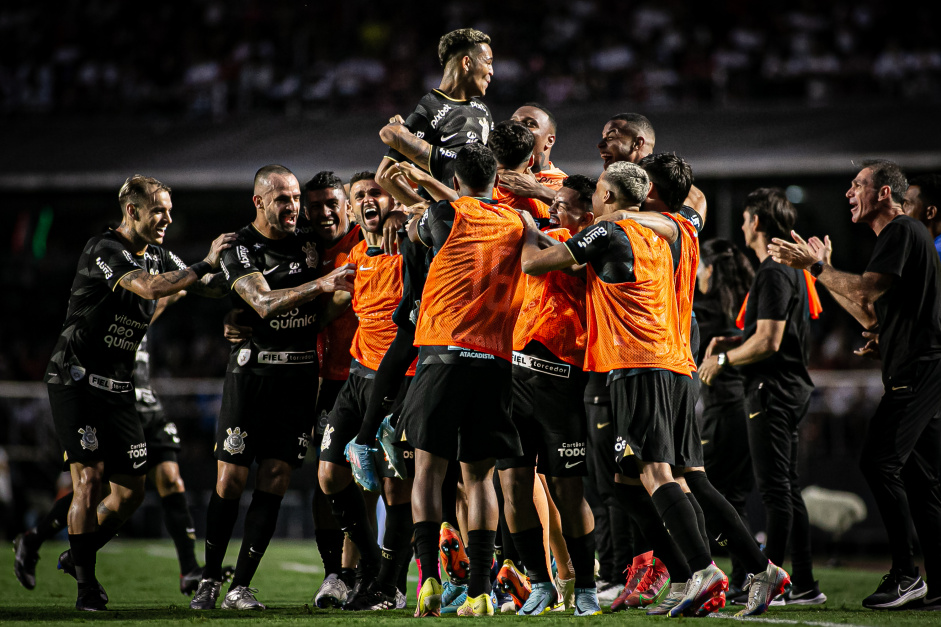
[2,0,939,119]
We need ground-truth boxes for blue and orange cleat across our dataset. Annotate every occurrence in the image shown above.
[494,559,532,611]
[439,522,470,583]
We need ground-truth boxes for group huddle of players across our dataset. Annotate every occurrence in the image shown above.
[19,27,837,617]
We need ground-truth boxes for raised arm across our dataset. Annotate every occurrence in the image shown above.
[394,162,458,202]
[377,157,425,207]
[119,232,235,300]
[233,263,354,320]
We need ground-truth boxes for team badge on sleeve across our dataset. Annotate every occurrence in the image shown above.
[78,426,99,451]
[224,427,248,454]
[237,348,251,366]
[321,425,335,452]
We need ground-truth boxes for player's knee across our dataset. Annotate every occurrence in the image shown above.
[257,460,292,494]
[216,474,246,499]
[154,463,185,496]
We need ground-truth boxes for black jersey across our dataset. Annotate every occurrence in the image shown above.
[45,231,187,390]
[219,224,321,376]
[385,89,494,184]
[133,334,162,413]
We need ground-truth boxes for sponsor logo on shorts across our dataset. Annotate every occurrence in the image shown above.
[257,350,316,364]
[557,442,586,458]
[78,426,98,451]
[165,422,180,444]
[70,365,86,381]
[447,346,495,360]
[127,442,147,459]
[224,427,248,455]
[89,374,132,393]
[614,436,633,457]
[513,352,571,378]
[237,348,251,366]
[321,425,335,451]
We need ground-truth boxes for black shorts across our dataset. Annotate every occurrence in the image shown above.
[49,383,148,476]
[672,370,704,469]
[140,408,181,467]
[610,370,687,476]
[395,347,521,463]
[496,346,589,477]
[216,372,317,469]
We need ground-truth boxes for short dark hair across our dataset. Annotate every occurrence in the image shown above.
[304,170,344,193]
[438,28,491,67]
[454,143,497,190]
[608,112,656,142]
[522,101,557,133]
[488,120,534,169]
[349,171,377,188]
[909,173,941,209]
[254,164,294,192]
[562,175,596,211]
[860,159,908,205]
[118,175,171,210]
[744,187,797,241]
[639,153,693,212]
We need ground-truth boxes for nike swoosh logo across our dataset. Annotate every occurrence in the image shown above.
[359,265,374,271]
[892,385,909,391]
[596,422,610,429]
[701,440,710,445]
[749,412,761,419]
[322,260,333,266]
[788,588,816,599]
[298,453,306,460]
[899,579,922,594]
[263,265,279,275]
[565,461,584,468]
[132,460,147,469]
[441,132,459,142]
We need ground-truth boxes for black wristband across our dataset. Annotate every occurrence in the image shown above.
[190,261,212,278]
[809,260,825,278]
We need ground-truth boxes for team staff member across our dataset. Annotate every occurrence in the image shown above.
[190,165,353,611]
[770,160,941,610]
[44,175,233,610]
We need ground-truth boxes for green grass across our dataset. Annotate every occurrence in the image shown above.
[2,540,937,626]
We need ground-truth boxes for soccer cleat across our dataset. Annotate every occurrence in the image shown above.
[345,439,380,493]
[76,584,108,611]
[180,566,204,595]
[491,586,516,613]
[457,592,495,616]
[694,590,727,616]
[377,416,407,480]
[574,587,602,616]
[555,573,575,609]
[415,577,443,617]
[635,557,670,607]
[495,559,532,608]
[58,549,109,604]
[862,568,928,609]
[343,581,397,611]
[781,580,827,605]
[517,581,555,616]
[314,572,350,608]
[668,562,728,617]
[595,578,622,603]
[190,578,222,610]
[735,562,792,617]
[441,580,468,614]
[611,550,653,611]
[439,522,470,583]
[396,589,407,609]
[645,581,687,615]
[221,585,266,610]
[13,532,40,590]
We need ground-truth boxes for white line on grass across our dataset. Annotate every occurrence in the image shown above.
[709,612,873,627]
[280,562,322,574]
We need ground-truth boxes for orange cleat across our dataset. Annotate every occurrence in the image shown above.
[438,522,470,583]
[494,559,532,609]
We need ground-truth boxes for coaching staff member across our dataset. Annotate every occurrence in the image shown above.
[770,160,941,610]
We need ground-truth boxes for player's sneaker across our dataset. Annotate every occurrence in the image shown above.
[314,572,350,608]
[668,562,728,617]
[377,416,407,480]
[635,557,670,606]
[735,562,792,617]
[574,588,602,616]
[345,440,380,493]
[441,580,468,614]
[343,581,397,611]
[457,592,495,616]
[396,589,408,609]
[517,581,555,616]
[862,568,927,609]
[495,559,531,608]
[58,549,109,604]
[76,583,108,611]
[180,566,204,595]
[415,577,443,617]
[645,581,687,615]
[221,585,266,610]
[555,573,575,609]
[439,522,470,583]
[780,580,826,604]
[13,532,40,590]
[610,550,653,611]
[190,578,222,609]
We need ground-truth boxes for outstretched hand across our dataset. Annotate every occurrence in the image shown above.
[320,263,356,293]
[768,230,826,270]
[205,233,238,268]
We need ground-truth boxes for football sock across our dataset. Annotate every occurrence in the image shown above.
[377,502,412,595]
[616,483,692,582]
[651,482,712,573]
[327,482,381,569]
[355,326,417,446]
[397,541,412,594]
[231,490,282,588]
[686,492,709,545]
[315,528,344,576]
[684,470,767,574]
[467,529,497,597]
[161,492,199,574]
[91,514,123,551]
[28,493,72,547]
[563,531,597,588]
[68,532,97,587]
[414,520,441,585]
[203,491,239,580]
[511,527,549,583]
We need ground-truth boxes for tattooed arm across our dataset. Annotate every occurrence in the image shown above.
[233,264,355,320]
[117,232,236,300]
[186,271,229,298]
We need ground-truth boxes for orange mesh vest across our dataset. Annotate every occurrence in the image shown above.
[513,228,587,367]
[536,163,567,190]
[414,197,525,361]
[665,213,700,372]
[493,185,550,220]
[317,224,362,380]
[584,220,690,375]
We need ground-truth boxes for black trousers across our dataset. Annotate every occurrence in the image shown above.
[861,358,941,582]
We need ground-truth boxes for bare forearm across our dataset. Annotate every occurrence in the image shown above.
[380,129,432,171]
[186,272,228,298]
[236,274,326,319]
[726,334,776,366]
[120,268,197,300]
[817,266,878,328]
[378,161,425,206]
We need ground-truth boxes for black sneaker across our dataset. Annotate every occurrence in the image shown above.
[76,582,108,611]
[783,581,827,605]
[862,568,927,609]
[181,566,204,595]
[58,549,109,604]
[343,581,397,611]
[13,532,40,590]
[345,563,378,608]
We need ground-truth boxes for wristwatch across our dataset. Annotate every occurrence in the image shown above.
[809,261,825,278]
[716,352,728,367]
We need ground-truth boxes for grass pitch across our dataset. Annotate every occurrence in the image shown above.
[3,539,937,626]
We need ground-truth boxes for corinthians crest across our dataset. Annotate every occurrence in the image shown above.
[302,241,319,268]
[78,426,98,451]
[224,427,248,455]
[321,425,335,451]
